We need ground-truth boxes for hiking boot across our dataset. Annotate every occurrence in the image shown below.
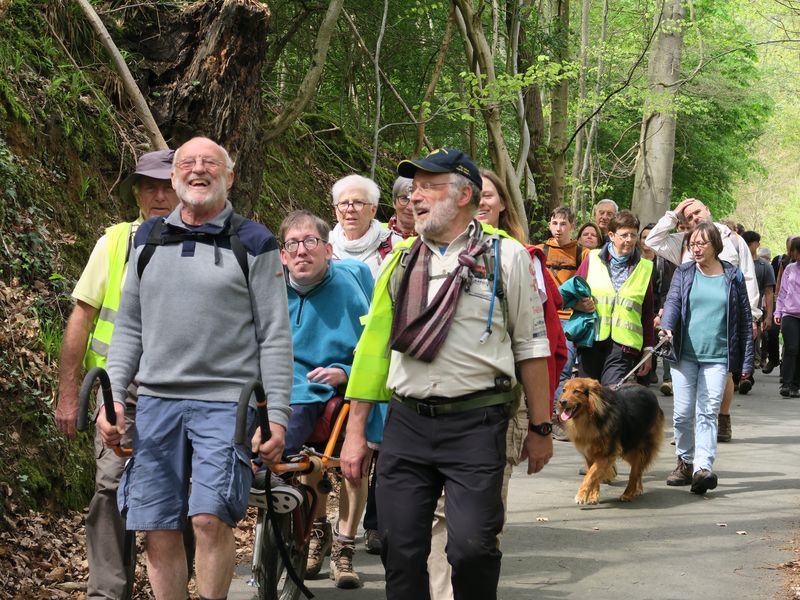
[330,537,361,589]
[762,361,777,374]
[364,528,381,555]
[551,418,570,442]
[717,414,732,443]
[791,387,800,398]
[780,386,791,397]
[660,381,673,396]
[305,520,332,579]
[738,377,753,395]
[690,469,718,495]
[666,457,693,486]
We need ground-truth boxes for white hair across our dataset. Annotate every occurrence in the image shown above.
[595,198,618,212]
[392,176,413,198]
[331,174,380,206]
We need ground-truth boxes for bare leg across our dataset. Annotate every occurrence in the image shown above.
[337,476,368,538]
[193,513,235,599]
[145,530,187,600]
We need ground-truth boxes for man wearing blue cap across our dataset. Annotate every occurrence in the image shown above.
[56,149,178,599]
[341,148,553,600]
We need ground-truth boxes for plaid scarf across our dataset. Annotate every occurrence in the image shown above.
[387,215,415,239]
[390,221,493,362]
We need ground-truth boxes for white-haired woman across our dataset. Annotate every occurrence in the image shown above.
[330,174,401,279]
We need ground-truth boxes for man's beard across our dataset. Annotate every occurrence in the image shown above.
[175,174,227,210]
[415,190,461,240]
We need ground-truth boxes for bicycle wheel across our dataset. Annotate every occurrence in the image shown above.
[253,491,311,600]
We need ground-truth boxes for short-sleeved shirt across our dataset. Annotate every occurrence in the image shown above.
[387,223,551,399]
[754,257,776,305]
[72,218,142,308]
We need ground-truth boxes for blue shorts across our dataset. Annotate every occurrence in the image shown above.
[117,395,255,530]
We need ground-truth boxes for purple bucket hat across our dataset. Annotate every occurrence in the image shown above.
[119,149,175,205]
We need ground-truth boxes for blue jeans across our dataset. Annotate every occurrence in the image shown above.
[671,360,728,472]
[554,320,577,413]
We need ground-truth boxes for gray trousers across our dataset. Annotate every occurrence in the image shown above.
[86,385,137,599]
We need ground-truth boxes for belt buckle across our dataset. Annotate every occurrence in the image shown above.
[416,402,437,417]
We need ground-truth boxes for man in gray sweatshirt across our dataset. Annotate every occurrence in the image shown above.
[99,137,293,600]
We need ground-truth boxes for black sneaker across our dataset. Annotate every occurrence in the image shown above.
[690,469,718,494]
[780,386,791,398]
[762,361,776,374]
[791,388,800,398]
[738,378,753,395]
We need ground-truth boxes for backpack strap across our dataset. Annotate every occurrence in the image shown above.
[136,214,250,284]
[136,219,166,280]
[377,236,394,261]
[576,243,584,268]
[227,213,249,285]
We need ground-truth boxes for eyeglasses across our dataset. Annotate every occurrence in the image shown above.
[283,236,324,253]
[613,232,637,241]
[175,156,225,172]
[336,200,367,212]
[395,195,411,206]
[689,240,709,249]
[410,181,454,194]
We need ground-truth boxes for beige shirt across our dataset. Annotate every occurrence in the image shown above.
[387,223,550,399]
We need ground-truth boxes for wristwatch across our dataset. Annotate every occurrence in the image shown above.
[529,422,553,436]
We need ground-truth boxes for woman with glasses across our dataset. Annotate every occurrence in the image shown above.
[384,176,416,239]
[660,221,753,494]
[330,174,401,279]
[572,210,655,385]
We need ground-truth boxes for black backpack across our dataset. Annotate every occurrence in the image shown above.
[136,213,249,284]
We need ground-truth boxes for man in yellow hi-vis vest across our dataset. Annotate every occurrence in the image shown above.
[574,210,656,384]
[55,150,177,600]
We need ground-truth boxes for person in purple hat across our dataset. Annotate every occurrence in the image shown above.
[55,149,177,600]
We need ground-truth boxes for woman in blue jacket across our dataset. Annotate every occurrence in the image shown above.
[660,221,754,494]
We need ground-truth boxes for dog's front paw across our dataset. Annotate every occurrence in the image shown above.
[575,490,599,505]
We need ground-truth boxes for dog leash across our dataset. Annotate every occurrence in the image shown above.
[610,336,671,391]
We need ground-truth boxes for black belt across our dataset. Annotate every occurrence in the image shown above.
[392,389,514,418]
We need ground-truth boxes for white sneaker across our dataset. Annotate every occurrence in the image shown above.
[249,471,303,513]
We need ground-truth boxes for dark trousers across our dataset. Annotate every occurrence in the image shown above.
[376,400,508,600]
[765,325,781,365]
[363,452,379,531]
[578,338,640,386]
[781,315,800,388]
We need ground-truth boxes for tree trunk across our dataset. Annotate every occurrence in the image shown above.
[570,0,590,211]
[631,0,686,226]
[454,0,525,224]
[121,0,272,215]
[547,0,569,211]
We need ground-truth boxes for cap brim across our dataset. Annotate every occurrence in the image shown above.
[397,158,451,178]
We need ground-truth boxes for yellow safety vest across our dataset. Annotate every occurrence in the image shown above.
[585,250,652,350]
[345,223,511,403]
[84,222,134,369]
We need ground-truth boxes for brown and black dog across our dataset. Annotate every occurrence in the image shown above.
[557,378,664,504]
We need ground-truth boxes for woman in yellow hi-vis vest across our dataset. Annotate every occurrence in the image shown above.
[573,210,656,385]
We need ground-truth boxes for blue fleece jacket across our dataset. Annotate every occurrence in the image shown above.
[288,259,373,405]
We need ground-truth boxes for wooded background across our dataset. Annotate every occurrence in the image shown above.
[0,0,798,517]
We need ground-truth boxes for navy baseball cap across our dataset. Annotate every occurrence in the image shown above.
[119,149,175,204]
[398,148,482,190]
